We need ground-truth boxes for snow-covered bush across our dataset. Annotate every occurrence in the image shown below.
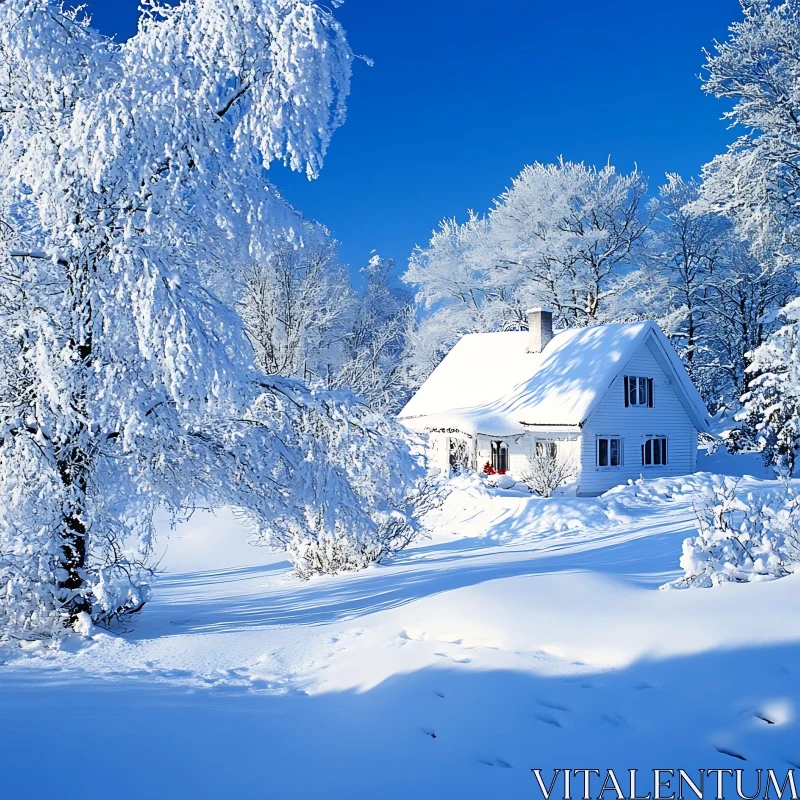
[242,384,440,580]
[519,447,577,498]
[663,477,800,589]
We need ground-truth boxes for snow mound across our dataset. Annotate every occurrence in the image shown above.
[427,472,721,545]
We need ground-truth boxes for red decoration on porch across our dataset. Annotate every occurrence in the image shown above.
[482,461,505,475]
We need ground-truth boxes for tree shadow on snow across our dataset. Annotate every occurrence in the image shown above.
[134,524,691,638]
[1,642,798,799]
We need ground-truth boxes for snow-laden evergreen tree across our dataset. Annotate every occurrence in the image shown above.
[736,300,800,473]
[0,0,425,639]
[403,160,651,388]
[695,0,800,451]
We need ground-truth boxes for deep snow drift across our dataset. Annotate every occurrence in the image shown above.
[2,455,799,799]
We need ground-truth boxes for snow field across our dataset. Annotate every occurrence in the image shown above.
[1,467,799,798]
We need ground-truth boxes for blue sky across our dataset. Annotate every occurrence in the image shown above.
[86,0,740,278]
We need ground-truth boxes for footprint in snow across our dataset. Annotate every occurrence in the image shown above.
[538,700,570,712]
[478,758,512,768]
[600,713,626,728]
[534,714,562,728]
[715,746,746,762]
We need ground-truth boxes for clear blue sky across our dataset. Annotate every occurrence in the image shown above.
[85,0,740,278]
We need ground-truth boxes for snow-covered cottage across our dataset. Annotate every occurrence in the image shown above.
[398,309,710,496]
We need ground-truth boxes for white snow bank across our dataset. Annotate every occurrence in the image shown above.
[427,471,719,544]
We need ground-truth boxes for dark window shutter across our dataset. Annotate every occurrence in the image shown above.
[648,378,654,407]
[624,376,629,407]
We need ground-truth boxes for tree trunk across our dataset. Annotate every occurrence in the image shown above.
[56,442,92,623]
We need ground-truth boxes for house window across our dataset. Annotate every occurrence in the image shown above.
[491,440,509,473]
[535,441,558,459]
[641,436,668,466]
[449,438,469,472]
[624,376,654,407]
[597,436,622,468]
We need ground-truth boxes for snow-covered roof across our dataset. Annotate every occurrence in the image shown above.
[398,322,709,435]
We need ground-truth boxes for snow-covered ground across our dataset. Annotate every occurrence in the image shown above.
[3,452,799,798]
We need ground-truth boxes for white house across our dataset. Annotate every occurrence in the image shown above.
[398,309,710,496]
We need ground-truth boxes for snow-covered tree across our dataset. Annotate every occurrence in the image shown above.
[644,175,793,409]
[735,299,800,473]
[334,254,412,413]
[489,160,651,326]
[245,381,432,581]
[239,224,353,384]
[698,0,800,264]
[403,160,651,389]
[644,176,726,395]
[701,245,794,403]
[0,0,426,640]
[240,241,412,413]
[693,0,800,441]
[405,212,501,334]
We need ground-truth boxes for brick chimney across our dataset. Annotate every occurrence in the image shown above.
[527,307,553,354]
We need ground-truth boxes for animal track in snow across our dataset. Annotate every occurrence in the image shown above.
[538,700,570,712]
[715,746,746,762]
[478,757,512,768]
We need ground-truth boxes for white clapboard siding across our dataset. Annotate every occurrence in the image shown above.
[578,336,698,496]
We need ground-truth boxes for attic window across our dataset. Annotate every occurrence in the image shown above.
[491,440,509,473]
[624,376,653,407]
